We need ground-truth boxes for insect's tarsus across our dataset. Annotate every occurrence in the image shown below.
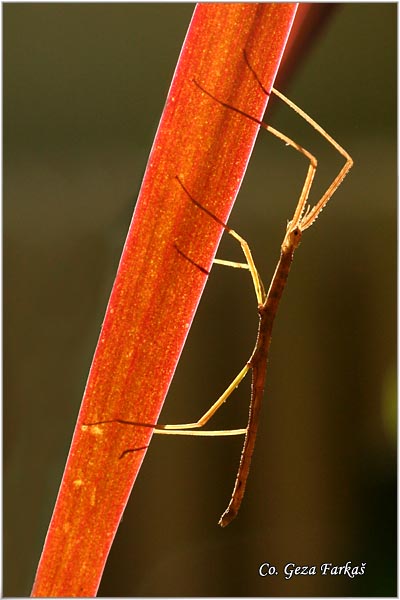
[83,418,158,429]
[120,446,149,459]
[82,419,153,459]
[174,242,209,276]
[175,175,230,233]
[242,49,270,96]
[193,79,267,133]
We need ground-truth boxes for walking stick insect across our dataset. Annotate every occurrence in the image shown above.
[85,52,353,527]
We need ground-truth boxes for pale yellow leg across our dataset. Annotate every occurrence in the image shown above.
[153,363,250,437]
[214,229,265,306]
[242,51,353,232]
[271,87,353,231]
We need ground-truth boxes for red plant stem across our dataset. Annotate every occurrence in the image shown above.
[31,4,298,597]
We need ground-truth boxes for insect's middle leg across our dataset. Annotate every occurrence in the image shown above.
[176,175,266,305]
[166,179,268,436]
[214,229,266,306]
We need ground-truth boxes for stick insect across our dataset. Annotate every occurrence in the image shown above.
[85,52,353,527]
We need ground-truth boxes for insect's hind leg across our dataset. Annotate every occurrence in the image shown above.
[85,363,251,439]
[155,362,250,436]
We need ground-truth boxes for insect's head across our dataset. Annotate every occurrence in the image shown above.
[282,222,302,252]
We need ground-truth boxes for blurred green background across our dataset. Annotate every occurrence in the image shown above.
[4,4,396,596]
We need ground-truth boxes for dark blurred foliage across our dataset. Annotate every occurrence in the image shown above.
[4,4,396,596]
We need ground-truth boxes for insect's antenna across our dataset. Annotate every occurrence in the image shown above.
[243,50,271,97]
[175,175,230,233]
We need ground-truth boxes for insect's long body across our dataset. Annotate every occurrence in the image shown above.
[219,227,300,526]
